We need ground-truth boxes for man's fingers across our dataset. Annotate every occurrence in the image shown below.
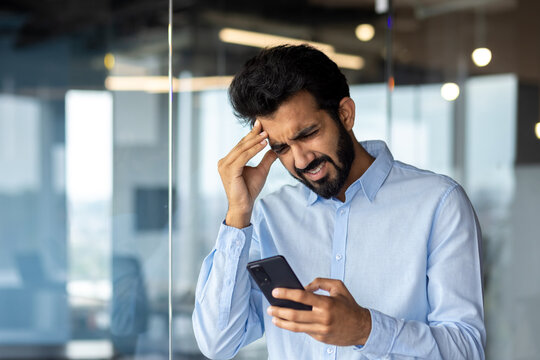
[224,129,268,165]
[271,317,327,336]
[272,288,322,306]
[220,119,270,171]
[305,278,349,296]
[267,306,314,324]
[231,130,268,157]
[257,150,278,174]
[252,119,262,132]
[233,139,270,168]
[220,132,268,170]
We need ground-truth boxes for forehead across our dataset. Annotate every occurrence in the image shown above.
[258,91,322,138]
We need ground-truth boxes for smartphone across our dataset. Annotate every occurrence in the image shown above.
[247,255,312,311]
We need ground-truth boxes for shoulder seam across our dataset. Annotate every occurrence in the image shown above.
[427,183,460,251]
[392,162,457,186]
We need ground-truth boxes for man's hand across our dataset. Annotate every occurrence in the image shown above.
[267,278,372,346]
[218,120,278,229]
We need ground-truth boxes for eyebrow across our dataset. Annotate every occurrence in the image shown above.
[269,124,318,152]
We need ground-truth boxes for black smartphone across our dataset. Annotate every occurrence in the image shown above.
[247,255,312,311]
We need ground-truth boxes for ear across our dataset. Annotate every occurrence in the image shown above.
[338,97,355,131]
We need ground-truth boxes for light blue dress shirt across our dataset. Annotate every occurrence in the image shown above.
[193,140,486,360]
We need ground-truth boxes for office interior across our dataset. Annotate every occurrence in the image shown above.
[1,0,539,359]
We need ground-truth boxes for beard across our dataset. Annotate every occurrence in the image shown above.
[291,121,355,199]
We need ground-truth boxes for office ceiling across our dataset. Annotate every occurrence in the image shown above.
[0,0,538,86]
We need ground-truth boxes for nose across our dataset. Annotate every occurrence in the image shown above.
[291,144,315,170]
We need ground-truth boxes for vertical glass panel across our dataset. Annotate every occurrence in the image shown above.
[0,93,69,355]
[0,1,171,358]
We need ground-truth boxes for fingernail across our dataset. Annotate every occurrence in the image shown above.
[259,131,267,137]
[267,307,272,315]
[254,120,260,127]
[272,288,279,297]
[260,139,267,145]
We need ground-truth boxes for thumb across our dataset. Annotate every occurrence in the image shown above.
[257,149,278,174]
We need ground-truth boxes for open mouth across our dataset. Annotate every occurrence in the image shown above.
[303,161,326,181]
[307,163,324,175]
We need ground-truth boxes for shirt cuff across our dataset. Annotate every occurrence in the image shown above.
[352,308,399,359]
[215,220,253,259]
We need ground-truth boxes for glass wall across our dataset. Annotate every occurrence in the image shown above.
[1,0,540,359]
[0,1,171,358]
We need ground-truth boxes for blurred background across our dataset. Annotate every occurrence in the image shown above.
[1,0,539,359]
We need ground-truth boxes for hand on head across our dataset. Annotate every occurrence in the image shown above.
[218,120,277,228]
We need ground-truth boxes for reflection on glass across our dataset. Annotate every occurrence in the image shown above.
[0,94,69,356]
[1,1,173,357]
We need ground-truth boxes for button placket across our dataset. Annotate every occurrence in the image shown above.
[330,204,349,289]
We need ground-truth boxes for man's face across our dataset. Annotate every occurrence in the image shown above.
[259,91,355,199]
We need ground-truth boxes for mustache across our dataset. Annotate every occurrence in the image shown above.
[295,155,334,175]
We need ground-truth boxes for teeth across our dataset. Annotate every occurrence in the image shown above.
[308,163,323,174]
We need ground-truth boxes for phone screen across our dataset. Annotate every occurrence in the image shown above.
[247,255,312,311]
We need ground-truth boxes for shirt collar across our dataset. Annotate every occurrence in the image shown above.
[306,185,318,205]
[304,140,394,206]
[358,140,394,202]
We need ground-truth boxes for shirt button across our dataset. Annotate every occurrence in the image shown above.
[339,209,345,215]
[326,347,334,354]
[335,254,342,261]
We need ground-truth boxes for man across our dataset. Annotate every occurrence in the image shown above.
[192,45,485,359]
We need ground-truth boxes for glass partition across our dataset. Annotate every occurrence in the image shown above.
[0,1,171,358]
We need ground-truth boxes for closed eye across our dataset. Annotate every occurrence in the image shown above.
[272,144,289,155]
[301,129,319,140]
[271,127,319,155]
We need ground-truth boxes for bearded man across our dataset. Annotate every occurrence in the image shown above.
[192,45,485,360]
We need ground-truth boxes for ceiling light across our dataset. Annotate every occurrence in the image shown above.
[472,47,492,67]
[104,53,115,70]
[535,122,540,140]
[219,28,335,53]
[440,83,460,101]
[355,24,375,42]
[327,53,365,70]
[104,76,234,93]
[219,27,364,70]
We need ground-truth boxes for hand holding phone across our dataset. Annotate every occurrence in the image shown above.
[247,255,312,311]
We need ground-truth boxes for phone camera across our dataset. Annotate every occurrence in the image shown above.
[252,266,271,284]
